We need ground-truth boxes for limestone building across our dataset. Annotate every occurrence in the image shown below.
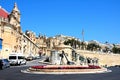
[0,3,40,58]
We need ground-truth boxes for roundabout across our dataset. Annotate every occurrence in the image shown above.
[21,65,111,74]
[21,50,112,74]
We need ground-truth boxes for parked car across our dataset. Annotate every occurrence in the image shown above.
[9,53,26,65]
[34,56,41,59]
[25,56,34,61]
[115,65,120,67]
[0,59,10,70]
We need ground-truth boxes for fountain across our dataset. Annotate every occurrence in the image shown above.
[22,49,110,74]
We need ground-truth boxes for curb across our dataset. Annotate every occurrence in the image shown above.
[21,69,112,74]
[38,61,52,65]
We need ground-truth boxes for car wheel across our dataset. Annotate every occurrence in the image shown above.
[1,66,4,70]
[17,62,21,66]
[24,62,26,65]
[19,62,21,66]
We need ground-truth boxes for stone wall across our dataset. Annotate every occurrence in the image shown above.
[77,50,120,67]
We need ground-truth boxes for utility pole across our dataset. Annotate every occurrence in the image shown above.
[81,29,85,50]
[82,29,84,42]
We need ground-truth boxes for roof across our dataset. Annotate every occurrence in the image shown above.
[0,6,9,18]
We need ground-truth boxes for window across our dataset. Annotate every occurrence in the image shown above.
[9,56,16,59]
[18,56,25,59]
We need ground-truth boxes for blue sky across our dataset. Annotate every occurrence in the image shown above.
[0,0,120,43]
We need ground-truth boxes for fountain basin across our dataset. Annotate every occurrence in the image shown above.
[31,65,101,69]
[21,65,110,74]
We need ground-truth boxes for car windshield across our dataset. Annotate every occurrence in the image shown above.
[18,56,24,59]
[9,56,16,59]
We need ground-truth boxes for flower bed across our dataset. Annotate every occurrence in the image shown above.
[31,65,101,69]
[88,65,101,69]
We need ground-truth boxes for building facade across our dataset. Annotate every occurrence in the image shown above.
[0,3,40,58]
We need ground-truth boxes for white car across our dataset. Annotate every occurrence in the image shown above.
[9,53,26,65]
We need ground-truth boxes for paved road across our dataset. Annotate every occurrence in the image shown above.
[0,59,120,80]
